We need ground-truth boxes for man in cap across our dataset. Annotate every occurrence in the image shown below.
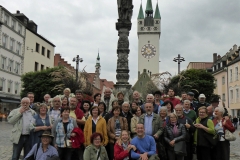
[24,131,59,160]
[187,92,198,112]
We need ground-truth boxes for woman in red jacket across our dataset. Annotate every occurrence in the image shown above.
[212,107,235,160]
[114,130,136,160]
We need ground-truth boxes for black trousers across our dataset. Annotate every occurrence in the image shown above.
[12,135,30,160]
[213,141,230,160]
[109,143,114,160]
[167,150,184,160]
[196,146,211,160]
[58,147,73,160]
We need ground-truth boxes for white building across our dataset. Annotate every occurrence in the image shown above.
[0,6,25,113]
[137,0,161,75]
[13,11,55,73]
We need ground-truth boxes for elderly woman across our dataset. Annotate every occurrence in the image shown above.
[52,107,78,160]
[93,93,101,107]
[84,106,108,147]
[114,130,136,160]
[159,106,168,127]
[61,96,69,108]
[49,96,62,122]
[83,132,109,160]
[24,131,58,160]
[63,88,71,98]
[30,103,52,147]
[193,106,215,160]
[130,106,142,137]
[212,107,235,160]
[98,102,108,118]
[107,105,128,160]
[80,100,92,120]
[164,113,186,160]
[162,101,174,115]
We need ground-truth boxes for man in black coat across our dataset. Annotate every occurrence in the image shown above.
[120,102,133,132]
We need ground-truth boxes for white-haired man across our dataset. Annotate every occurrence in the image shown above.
[141,94,159,114]
[101,87,116,112]
[120,102,133,131]
[8,97,36,160]
[132,91,143,106]
[196,94,210,114]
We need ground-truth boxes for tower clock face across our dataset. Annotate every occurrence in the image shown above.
[141,44,156,59]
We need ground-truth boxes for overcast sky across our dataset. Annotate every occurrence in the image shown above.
[2,0,240,85]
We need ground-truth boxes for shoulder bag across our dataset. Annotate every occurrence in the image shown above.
[97,146,101,160]
[225,129,236,141]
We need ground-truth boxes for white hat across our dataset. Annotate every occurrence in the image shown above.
[199,94,206,98]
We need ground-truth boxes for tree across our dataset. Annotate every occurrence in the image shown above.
[163,69,216,102]
[21,67,93,102]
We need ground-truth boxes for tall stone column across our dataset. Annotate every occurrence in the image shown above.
[113,0,134,102]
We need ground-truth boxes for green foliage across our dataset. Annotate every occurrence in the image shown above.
[142,81,159,100]
[164,69,216,102]
[21,67,63,102]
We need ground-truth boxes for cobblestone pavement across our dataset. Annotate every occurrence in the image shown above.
[1,120,240,160]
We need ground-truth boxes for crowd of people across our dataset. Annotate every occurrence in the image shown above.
[7,87,237,160]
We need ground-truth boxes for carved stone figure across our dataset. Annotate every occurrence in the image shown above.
[117,36,129,49]
[117,0,133,20]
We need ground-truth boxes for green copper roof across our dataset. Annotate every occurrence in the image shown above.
[137,4,144,19]
[145,0,153,12]
[97,51,100,60]
[154,3,161,19]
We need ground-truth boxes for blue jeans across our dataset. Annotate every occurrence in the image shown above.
[12,135,30,160]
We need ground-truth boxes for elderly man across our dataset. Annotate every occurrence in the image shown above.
[207,105,214,120]
[132,91,143,106]
[164,88,180,108]
[180,92,187,104]
[175,104,195,160]
[196,94,210,112]
[131,124,159,160]
[101,87,116,112]
[43,94,51,105]
[183,100,197,122]
[187,92,198,111]
[8,97,36,160]
[120,102,133,131]
[49,96,61,121]
[141,94,159,114]
[139,103,163,140]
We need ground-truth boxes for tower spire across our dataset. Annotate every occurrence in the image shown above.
[154,2,161,19]
[145,0,153,15]
[137,3,144,19]
[96,50,100,68]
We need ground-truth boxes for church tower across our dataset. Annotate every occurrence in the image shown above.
[137,0,161,76]
[93,51,101,89]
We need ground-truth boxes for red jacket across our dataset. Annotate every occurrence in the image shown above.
[164,98,180,108]
[114,142,130,160]
[212,118,235,133]
[71,127,84,148]
[75,107,84,127]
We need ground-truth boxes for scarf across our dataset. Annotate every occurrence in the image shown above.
[122,142,129,160]
[171,122,179,137]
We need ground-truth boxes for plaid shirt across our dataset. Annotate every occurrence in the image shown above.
[55,118,74,148]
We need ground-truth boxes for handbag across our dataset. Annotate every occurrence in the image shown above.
[224,129,236,141]
[203,132,219,147]
[174,141,187,156]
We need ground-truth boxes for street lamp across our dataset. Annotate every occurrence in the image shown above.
[173,54,185,74]
[72,55,83,82]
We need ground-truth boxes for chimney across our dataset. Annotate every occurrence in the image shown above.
[138,71,140,79]
[213,53,217,62]
[217,55,221,59]
[16,10,20,14]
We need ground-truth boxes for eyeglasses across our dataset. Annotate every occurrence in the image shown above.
[199,112,206,114]
[94,138,101,141]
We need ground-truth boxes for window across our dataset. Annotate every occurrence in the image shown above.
[7,81,12,93]
[0,79,4,91]
[35,62,39,71]
[41,64,44,70]
[16,43,21,55]
[222,76,225,85]
[15,83,19,94]
[47,50,50,58]
[222,93,225,101]
[10,38,15,51]
[236,89,239,100]
[230,90,233,100]
[1,57,7,69]
[4,14,9,25]
[12,19,16,29]
[15,62,20,74]
[41,46,45,56]
[46,67,49,69]
[18,24,22,34]
[2,34,8,48]
[235,67,238,81]
[35,43,39,52]
[8,59,13,72]
[230,69,233,82]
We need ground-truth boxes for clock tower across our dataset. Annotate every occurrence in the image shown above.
[137,0,161,75]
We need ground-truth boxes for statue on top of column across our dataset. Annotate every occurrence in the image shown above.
[117,0,133,21]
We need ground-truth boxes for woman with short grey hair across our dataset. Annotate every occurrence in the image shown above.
[212,107,235,160]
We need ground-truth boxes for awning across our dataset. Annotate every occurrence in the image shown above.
[0,99,20,104]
